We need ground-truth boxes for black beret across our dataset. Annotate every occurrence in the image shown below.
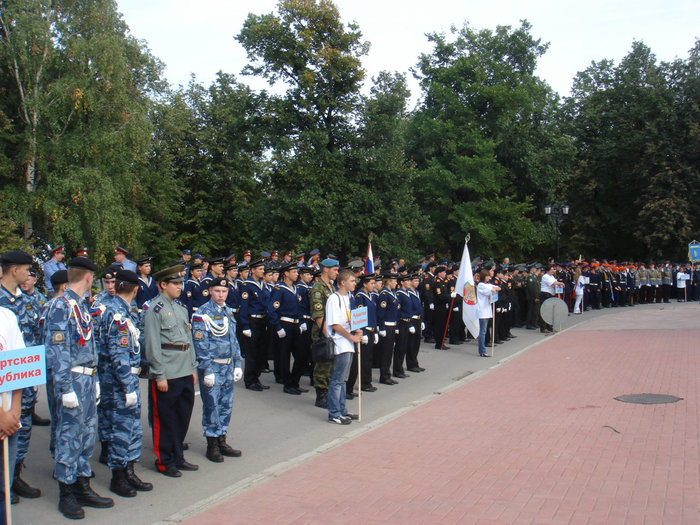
[264,264,277,274]
[1,250,32,266]
[224,263,237,271]
[209,277,229,288]
[67,257,98,272]
[208,257,225,266]
[115,269,139,285]
[249,259,265,269]
[136,256,152,266]
[435,265,447,274]
[189,262,203,270]
[298,266,313,274]
[359,274,375,283]
[51,270,68,287]
[381,271,398,280]
[101,264,121,279]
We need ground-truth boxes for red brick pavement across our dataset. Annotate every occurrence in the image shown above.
[181,308,700,524]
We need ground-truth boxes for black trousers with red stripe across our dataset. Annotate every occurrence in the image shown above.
[148,375,194,470]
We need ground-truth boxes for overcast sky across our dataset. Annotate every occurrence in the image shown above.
[116,0,699,106]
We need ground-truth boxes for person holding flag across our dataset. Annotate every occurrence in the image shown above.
[453,236,482,343]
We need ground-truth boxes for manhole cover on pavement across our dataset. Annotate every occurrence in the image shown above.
[614,393,683,405]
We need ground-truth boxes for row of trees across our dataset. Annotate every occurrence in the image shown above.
[1,0,698,267]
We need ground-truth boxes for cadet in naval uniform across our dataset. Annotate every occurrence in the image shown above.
[238,260,271,392]
[376,271,399,385]
[268,263,307,395]
[144,265,199,478]
[135,257,158,308]
[192,277,243,463]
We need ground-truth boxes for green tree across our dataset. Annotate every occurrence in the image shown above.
[563,41,699,259]
[0,0,163,265]
[406,21,565,259]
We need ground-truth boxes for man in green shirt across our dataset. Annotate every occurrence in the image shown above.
[144,265,198,478]
[309,259,338,409]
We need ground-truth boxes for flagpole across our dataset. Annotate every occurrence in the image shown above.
[491,301,495,357]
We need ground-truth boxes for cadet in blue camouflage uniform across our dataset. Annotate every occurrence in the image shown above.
[38,270,69,459]
[44,257,114,520]
[93,265,119,466]
[100,270,153,497]
[192,278,243,463]
[0,251,43,502]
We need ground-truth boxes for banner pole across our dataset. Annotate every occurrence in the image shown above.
[356,341,362,422]
[491,302,495,356]
[2,392,11,525]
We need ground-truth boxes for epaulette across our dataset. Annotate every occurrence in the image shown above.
[175,299,186,309]
[153,302,164,313]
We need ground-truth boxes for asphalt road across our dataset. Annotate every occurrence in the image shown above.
[11,303,679,524]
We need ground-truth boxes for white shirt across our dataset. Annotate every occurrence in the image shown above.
[325,292,355,355]
[0,307,25,410]
[576,275,586,295]
[541,273,557,295]
[476,282,496,319]
[677,272,688,288]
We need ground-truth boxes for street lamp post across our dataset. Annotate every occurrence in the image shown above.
[544,203,569,261]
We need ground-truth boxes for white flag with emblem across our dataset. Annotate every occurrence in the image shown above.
[454,239,479,339]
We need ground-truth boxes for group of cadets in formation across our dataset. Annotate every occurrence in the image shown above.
[1,244,699,520]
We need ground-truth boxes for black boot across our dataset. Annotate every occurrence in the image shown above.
[125,462,153,491]
[13,462,41,498]
[58,482,85,520]
[74,476,114,508]
[314,387,328,409]
[218,435,242,457]
[98,441,108,465]
[110,469,136,498]
[31,409,50,426]
[205,436,223,463]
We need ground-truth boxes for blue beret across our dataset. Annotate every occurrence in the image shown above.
[320,258,339,268]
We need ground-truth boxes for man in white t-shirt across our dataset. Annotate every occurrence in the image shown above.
[538,265,563,333]
[0,306,24,522]
[325,270,362,425]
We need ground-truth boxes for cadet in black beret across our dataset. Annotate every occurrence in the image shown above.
[1,250,33,267]
[248,259,264,269]
[115,269,139,285]
[67,256,98,272]
[209,277,229,289]
[51,270,69,287]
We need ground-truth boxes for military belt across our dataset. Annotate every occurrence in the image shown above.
[384,321,397,327]
[250,314,267,319]
[71,366,96,376]
[280,316,298,324]
[364,327,374,332]
[411,315,421,320]
[130,367,141,375]
[399,318,412,322]
[213,358,232,365]
[231,308,240,314]
[303,315,312,320]
[162,343,189,351]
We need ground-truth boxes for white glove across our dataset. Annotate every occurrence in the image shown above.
[95,381,101,402]
[409,326,416,334]
[429,303,434,310]
[300,323,307,333]
[242,329,252,338]
[395,329,399,335]
[125,391,138,408]
[62,391,79,408]
[450,292,456,298]
[277,328,286,338]
[203,374,215,387]
[233,367,243,382]
[379,330,386,337]
[361,335,368,344]
[421,322,425,331]
[373,333,379,344]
